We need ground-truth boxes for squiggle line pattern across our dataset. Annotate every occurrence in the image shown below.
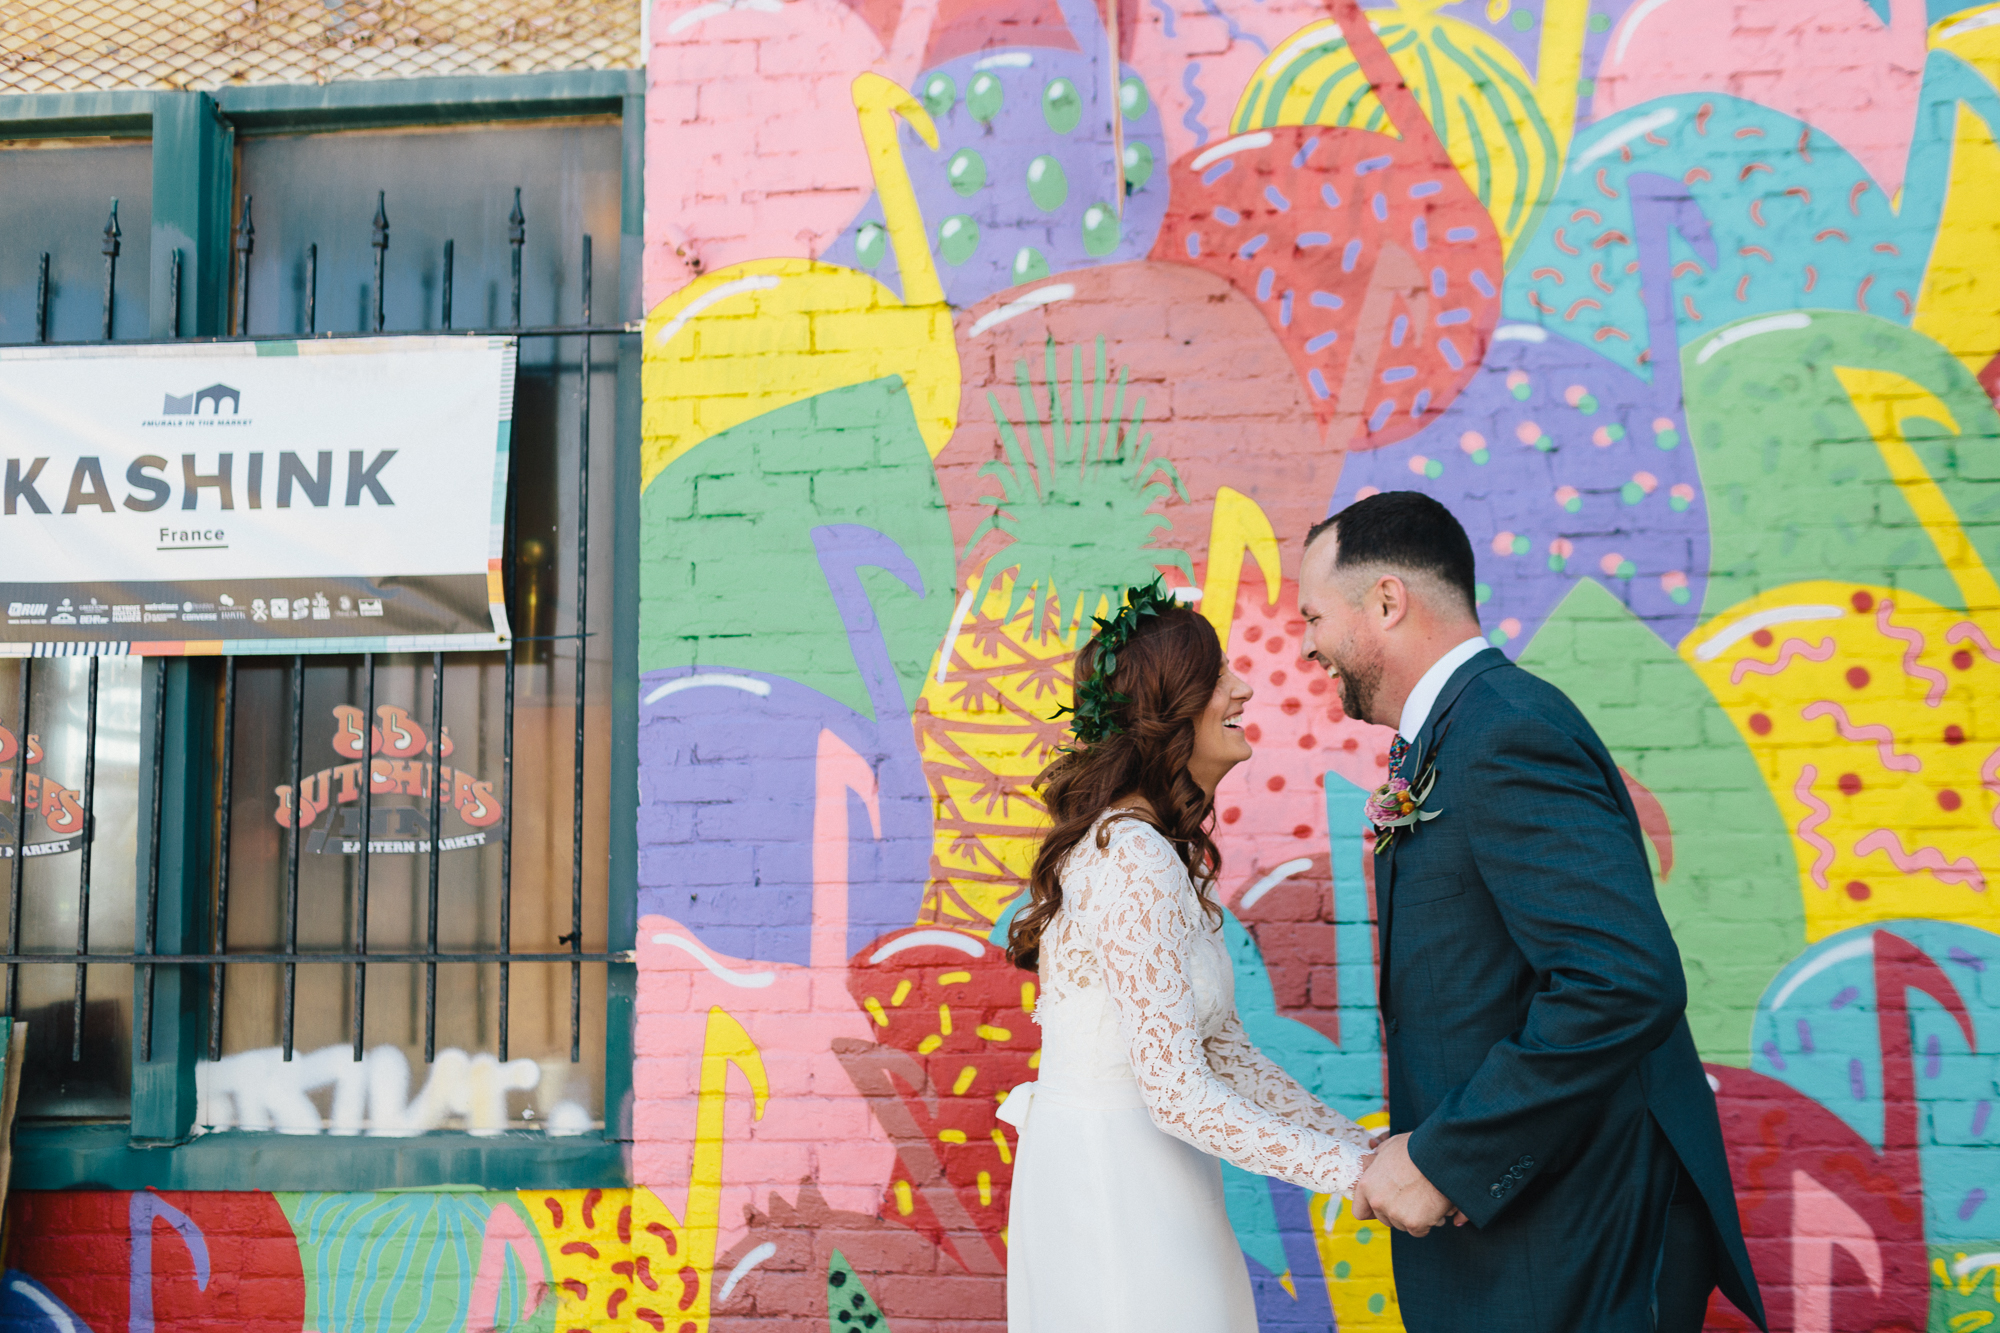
[1793,764,1835,891]
[1853,829,1987,893]
[1181,63,1210,147]
[1947,621,2000,664]
[1199,0,1268,54]
[1149,0,1177,39]
[1729,636,1836,684]
[1800,701,1924,773]
[1984,747,2000,833]
[1876,600,1947,706]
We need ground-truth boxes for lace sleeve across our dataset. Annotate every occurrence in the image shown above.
[1092,825,1367,1198]
[1206,1017,1374,1148]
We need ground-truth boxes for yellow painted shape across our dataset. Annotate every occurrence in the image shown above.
[990,1126,1014,1163]
[977,1170,993,1206]
[1231,0,1589,258]
[940,1129,968,1143]
[976,1023,1013,1041]
[1684,580,2000,941]
[1911,40,2000,380]
[1832,365,2000,614]
[953,1065,978,1095]
[895,1179,915,1215]
[1200,487,1282,654]
[891,979,912,1006]
[938,1003,953,1035]
[940,970,972,985]
[641,74,959,488]
[1308,1112,1405,1331]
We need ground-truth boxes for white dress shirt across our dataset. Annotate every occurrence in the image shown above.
[1397,635,1491,741]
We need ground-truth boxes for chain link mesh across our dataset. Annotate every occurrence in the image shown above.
[0,0,640,94]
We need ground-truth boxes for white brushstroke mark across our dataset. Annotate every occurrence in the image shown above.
[1695,313,1812,365]
[936,589,977,682]
[666,0,782,33]
[1239,858,1314,911]
[654,274,780,346]
[1191,132,1274,171]
[650,933,778,987]
[12,1280,77,1333]
[720,1243,779,1303]
[1692,605,1845,661]
[975,51,1035,69]
[871,929,987,963]
[644,672,774,704]
[1613,0,1677,63]
[1574,107,1677,171]
[1769,935,1874,1012]
[1491,324,1549,342]
[969,284,1075,338]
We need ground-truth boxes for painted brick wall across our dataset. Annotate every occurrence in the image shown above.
[12,0,2000,1330]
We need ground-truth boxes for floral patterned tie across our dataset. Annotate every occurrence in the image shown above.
[1388,734,1410,775]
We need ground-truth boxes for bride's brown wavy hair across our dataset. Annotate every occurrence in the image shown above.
[1005,604,1225,970]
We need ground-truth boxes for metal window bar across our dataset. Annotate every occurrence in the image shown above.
[3,189,626,1085]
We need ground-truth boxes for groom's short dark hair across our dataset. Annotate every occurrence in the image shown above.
[1305,491,1478,616]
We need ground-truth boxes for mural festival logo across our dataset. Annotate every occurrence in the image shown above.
[272,704,503,855]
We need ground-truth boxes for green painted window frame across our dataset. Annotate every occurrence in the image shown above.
[2,70,646,1191]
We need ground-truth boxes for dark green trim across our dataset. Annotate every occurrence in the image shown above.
[149,94,234,337]
[603,89,646,1141]
[0,91,153,139]
[214,71,642,136]
[130,660,218,1141]
[15,1124,627,1191]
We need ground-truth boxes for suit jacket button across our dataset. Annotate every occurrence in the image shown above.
[1388,1018,1400,1035]
[1490,1184,1504,1198]
[1522,1155,1535,1169]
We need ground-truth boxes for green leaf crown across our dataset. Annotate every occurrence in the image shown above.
[1052,577,1182,745]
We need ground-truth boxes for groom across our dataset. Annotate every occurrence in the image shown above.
[1299,491,1764,1332]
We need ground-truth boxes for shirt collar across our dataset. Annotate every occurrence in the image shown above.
[1397,635,1491,742]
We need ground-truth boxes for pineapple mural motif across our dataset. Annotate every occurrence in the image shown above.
[915,336,1192,931]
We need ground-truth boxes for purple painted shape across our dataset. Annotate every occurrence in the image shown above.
[824,0,1168,305]
[1332,174,1716,654]
[1797,1018,1815,1054]
[131,1192,209,1333]
[1243,1179,1334,1332]
[1762,1039,1786,1071]
[1974,1099,1992,1137]
[636,525,929,965]
[1925,1032,1943,1080]
[1962,1187,1988,1221]
[1850,1056,1869,1100]
[1950,945,1987,971]
[1830,985,1860,1009]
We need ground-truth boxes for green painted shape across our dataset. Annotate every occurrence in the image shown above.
[947,147,986,197]
[938,213,979,265]
[1518,578,1805,1067]
[279,1190,499,1333]
[1682,311,2000,618]
[920,72,957,119]
[1012,246,1051,283]
[1026,154,1068,212]
[855,222,888,270]
[1042,77,1082,134]
[639,376,953,719]
[1080,201,1120,257]
[828,1250,890,1331]
[968,72,1003,123]
[1122,139,1155,193]
[1119,76,1150,120]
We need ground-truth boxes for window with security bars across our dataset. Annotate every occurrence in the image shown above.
[0,110,633,1147]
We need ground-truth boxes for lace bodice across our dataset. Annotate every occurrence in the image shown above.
[1034,811,1371,1198]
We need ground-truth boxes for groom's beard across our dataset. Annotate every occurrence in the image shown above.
[1331,640,1383,725]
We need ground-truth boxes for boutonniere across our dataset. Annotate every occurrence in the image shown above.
[1366,753,1443,855]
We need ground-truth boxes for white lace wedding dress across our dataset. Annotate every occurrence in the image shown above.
[1002,811,1372,1332]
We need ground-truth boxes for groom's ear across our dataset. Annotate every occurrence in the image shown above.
[1373,573,1412,629]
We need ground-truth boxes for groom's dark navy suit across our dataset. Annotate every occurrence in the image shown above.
[1378,647,1765,1331]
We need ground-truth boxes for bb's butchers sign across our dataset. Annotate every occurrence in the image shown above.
[0,337,515,656]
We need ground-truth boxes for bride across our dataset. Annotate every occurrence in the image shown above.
[1001,581,1376,1332]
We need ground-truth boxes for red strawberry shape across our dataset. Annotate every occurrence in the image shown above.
[1150,0,1501,453]
[845,927,1039,1272]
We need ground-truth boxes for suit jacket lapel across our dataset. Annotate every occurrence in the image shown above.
[1377,646,1509,1016]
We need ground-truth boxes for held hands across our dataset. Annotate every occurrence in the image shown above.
[1349,1133,1466,1238]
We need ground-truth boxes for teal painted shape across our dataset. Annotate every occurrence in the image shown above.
[638,375,955,721]
[279,1190,495,1333]
[1504,52,2000,380]
[1220,1157,1287,1281]
[1519,578,1804,1066]
[1680,310,2000,618]
[989,895,1025,948]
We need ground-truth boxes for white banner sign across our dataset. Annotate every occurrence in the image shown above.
[0,336,514,655]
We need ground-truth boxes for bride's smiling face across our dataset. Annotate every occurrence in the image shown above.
[1188,661,1254,797]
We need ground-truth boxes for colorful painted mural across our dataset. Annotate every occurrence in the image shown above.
[14,0,2000,1329]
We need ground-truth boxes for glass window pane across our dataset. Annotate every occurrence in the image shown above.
[198,652,609,1136]
[0,139,152,344]
[4,657,144,1120]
